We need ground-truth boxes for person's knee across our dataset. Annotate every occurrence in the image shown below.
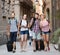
[24,39,27,42]
[24,37,27,41]
[46,37,49,42]
[13,42,16,46]
[21,38,24,42]
[43,38,46,41]
[38,41,40,44]
[33,39,36,42]
[46,39,49,42]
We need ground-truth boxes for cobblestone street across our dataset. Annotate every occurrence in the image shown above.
[0,42,60,55]
[0,0,60,55]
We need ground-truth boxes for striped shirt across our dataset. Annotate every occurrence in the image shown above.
[32,19,40,34]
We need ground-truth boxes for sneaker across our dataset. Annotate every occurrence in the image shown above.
[48,47,50,51]
[13,49,16,53]
[23,50,26,52]
[38,49,41,51]
[33,50,36,52]
[44,48,47,52]
[29,42,31,46]
[14,46,16,50]
[20,50,26,52]
[20,50,23,52]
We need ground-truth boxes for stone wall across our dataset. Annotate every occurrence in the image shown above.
[0,0,8,45]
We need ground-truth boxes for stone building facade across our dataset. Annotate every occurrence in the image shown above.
[0,0,33,45]
[43,0,60,34]
[51,0,60,31]
[32,0,43,15]
[54,0,60,30]
[43,0,52,30]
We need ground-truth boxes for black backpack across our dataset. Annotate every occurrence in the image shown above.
[9,18,18,27]
[30,18,36,30]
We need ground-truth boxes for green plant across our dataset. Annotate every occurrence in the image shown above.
[51,28,60,44]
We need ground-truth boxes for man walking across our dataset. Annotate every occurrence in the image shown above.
[7,12,18,53]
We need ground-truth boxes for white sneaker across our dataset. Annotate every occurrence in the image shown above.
[13,49,16,53]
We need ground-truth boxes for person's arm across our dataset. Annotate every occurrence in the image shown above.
[48,22,52,32]
[18,20,21,32]
[17,20,21,36]
[28,23,30,28]
[40,21,43,28]
[29,18,33,28]
[6,23,10,36]
[21,25,27,28]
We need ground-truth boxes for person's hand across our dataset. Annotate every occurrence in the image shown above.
[17,31,20,36]
[7,32,10,37]
[21,26,27,28]
[28,24,30,28]
[25,26,28,28]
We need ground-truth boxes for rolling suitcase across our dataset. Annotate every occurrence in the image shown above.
[6,41,13,52]
[36,39,44,50]
[40,39,44,50]
[6,36,13,52]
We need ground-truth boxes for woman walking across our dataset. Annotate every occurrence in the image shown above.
[18,14,29,52]
[40,14,50,51]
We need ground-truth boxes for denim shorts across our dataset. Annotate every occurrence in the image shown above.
[42,31,49,35]
[20,30,29,35]
[32,31,41,40]
[10,32,17,42]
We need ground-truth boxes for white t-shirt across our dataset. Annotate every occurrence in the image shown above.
[29,29,33,36]
[20,19,28,31]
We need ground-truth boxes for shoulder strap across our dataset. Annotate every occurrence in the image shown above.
[30,18,36,30]
[14,19,18,27]
[9,19,11,25]
[14,18,18,25]
[20,19,28,26]
[32,18,36,26]
[26,20,28,26]
[20,20,22,25]
[15,19,17,24]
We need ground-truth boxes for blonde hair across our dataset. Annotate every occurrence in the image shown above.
[40,14,46,18]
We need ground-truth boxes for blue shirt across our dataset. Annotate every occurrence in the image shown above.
[8,19,18,32]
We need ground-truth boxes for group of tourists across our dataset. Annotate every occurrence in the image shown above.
[7,12,51,53]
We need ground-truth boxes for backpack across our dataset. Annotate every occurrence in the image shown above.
[30,18,36,30]
[9,18,17,26]
[20,20,29,39]
[20,19,28,27]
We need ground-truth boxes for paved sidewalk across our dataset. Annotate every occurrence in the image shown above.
[0,42,60,55]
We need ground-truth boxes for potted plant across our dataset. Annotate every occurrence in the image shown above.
[51,28,60,51]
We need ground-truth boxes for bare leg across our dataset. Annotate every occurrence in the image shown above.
[46,34,50,51]
[23,34,27,51]
[42,34,47,51]
[13,42,16,49]
[38,40,40,50]
[33,39,36,51]
[20,35,24,51]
